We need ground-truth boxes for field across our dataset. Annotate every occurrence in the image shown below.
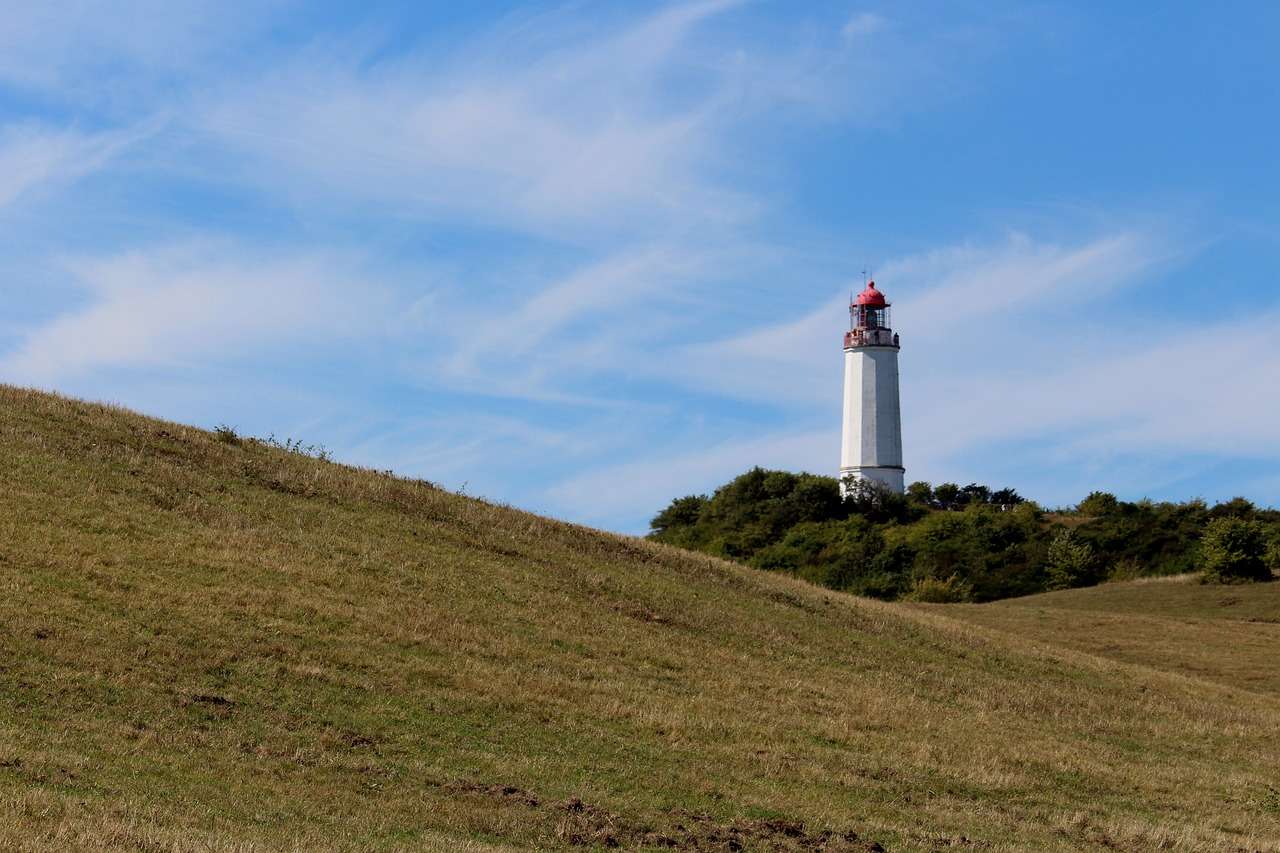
[1,386,1278,851]
[932,576,1280,697]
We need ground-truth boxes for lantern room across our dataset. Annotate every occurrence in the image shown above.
[844,281,899,349]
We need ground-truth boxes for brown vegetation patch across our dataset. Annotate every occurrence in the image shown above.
[612,601,676,626]
[449,781,883,851]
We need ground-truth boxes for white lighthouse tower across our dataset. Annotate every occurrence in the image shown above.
[840,280,905,495]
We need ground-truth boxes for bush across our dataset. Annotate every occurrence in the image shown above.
[1046,529,1095,590]
[933,483,962,510]
[213,424,242,446]
[1077,491,1118,516]
[841,477,915,523]
[1200,517,1272,583]
[647,466,1279,603]
[1106,557,1145,583]
[650,495,706,537]
[906,481,934,506]
[751,517,894,596]
[904,574,973,603]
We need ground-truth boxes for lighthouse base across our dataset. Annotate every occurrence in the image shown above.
[840,466,905,498]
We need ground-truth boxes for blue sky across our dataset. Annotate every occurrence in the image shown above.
[2,1,1278,533]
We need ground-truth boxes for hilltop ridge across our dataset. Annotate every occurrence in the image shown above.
[1,386,1278,851]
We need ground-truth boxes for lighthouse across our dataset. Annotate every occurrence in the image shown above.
[840,280,905,495]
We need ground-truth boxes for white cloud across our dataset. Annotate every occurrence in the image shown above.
[429,244,733,402]
[192,2,753,236]
[546,428,833,530]
[0,123,137,209]
[1,244,388,385]
[182,0,976,237]
[0,1,284,97]
[666,230,1172,406]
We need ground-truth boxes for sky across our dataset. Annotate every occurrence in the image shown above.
[2,1,1279,533]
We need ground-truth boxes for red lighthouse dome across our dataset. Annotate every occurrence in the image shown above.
[855,281,888,307]
[845,279,898,350]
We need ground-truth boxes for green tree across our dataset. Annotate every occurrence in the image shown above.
[906,481,934,506]
[1046,529,1095,590]
[1200,517,1272,583]
[649,495,706,536]
[751,517,890,596]
[841,477,914,523]
[990,487,1024,508]
[933,483,962,510]
[1077,491,1119,516]
[1207,497,1258,520]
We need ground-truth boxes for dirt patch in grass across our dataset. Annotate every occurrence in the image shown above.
[448,779,885,850]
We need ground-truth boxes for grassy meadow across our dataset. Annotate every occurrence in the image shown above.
[934,576,1280,697]
[1,386,1278,851]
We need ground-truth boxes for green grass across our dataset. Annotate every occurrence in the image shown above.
[1,386,1279,851]
[934,575,1280,697]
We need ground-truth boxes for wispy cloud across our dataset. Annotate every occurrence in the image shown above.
[192,2,754,236]
[1,244,388,384]
[665,231,1172,406]
[0,1,284,98]
[546,428,833,528]
[0,123,138,209]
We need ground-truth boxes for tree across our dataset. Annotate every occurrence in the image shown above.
[1046,529,1095,590]
[906,481,935,506]
[960,483,992,506]
[649,495,706,536]
[841,477,912,523]
[1200,517,1272,583]
[990,487,1024,508]
[782,475,844,526]
[1077,491,1119,516]
[933,483,962,510]
[1207,497,1258,520]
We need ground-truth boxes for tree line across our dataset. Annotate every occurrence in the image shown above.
[648,468,1280,603]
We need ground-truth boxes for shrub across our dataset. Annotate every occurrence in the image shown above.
[650,495,706,536]
[752,517,890,595]
[904,574,973,603]
[1207,497,1258,520]
[933,483,962,510]
[1106,557,1145,583]
[906,481,934,506]
[1200,517,1272,583]
[841,477,914,523]
[213,424,242,446]
[1077,491,1118,517]
[1046,529,1095,590]
[990,487,1025,508]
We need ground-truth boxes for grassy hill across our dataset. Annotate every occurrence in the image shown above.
[1,386,1279,852]
[933,576,1280,698]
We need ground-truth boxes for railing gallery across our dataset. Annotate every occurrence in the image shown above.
[844,328,899,348]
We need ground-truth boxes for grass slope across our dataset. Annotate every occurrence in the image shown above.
[2,386,1279,852]
[936,576,1280,698]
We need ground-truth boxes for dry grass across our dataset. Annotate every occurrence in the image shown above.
[2,385,1279,851]
[932,574,1280,697]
